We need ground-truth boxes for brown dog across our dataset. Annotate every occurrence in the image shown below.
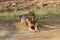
[20,10,39,32]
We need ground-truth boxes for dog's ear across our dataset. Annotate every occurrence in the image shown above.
[29,9,35,14]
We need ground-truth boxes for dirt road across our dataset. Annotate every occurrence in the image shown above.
[0,24,60,40]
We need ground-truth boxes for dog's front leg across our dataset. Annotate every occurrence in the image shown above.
[35,23,39,32]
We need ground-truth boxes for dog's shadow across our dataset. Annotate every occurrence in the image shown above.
[37,21,60,32]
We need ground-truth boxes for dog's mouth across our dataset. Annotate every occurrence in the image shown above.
[31,26,35,30]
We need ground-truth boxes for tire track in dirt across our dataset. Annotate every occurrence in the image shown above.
[0,25,60,40]
[0,29,18,40]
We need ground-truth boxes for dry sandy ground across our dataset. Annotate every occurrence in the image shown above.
[0,24,60,40]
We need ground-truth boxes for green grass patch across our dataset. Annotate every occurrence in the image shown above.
[0,10,28,17]
[36,7,60,16]
[36,8,60,25]
[0,7,60,25]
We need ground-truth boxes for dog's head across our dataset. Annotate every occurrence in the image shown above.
[29,9,35,15]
